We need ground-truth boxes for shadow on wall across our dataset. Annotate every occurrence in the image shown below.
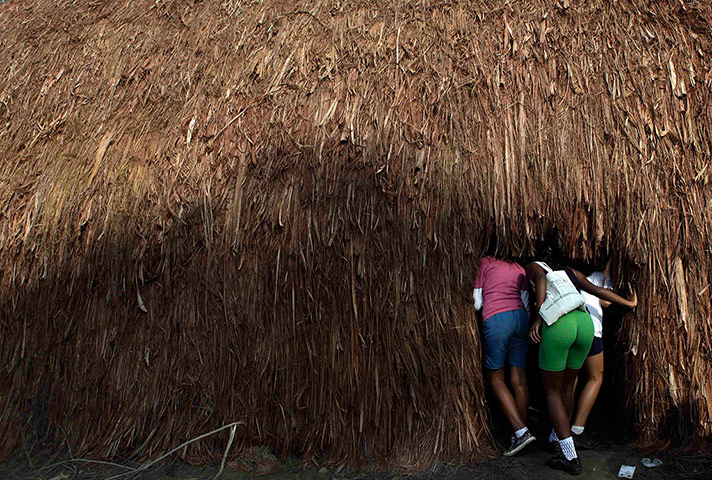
[0,145,499,469]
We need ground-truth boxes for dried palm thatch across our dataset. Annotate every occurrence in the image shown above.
[0,0,711,471]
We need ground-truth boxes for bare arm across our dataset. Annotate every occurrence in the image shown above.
[574,269,637,308]
[525,263,547,343]
[525,263,548,312]
[599,274,612,307]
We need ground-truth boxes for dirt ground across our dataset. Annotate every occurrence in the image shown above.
[2,434,711,480]
[5,348,711,479]
[4,363,711,480]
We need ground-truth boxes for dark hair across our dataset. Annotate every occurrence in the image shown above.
[535,230,563,265]
[569,258,594,276]
[570,247,610,276]
[483,231,515,261]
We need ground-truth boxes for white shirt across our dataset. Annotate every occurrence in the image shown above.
[581,271,612,338]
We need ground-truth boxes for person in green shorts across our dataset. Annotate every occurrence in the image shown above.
[526,262,637,475]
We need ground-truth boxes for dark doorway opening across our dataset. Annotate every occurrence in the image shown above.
[480,285,634,451]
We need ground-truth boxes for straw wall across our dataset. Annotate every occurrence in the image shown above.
[1,0,711,470]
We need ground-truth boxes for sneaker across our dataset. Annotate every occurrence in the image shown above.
[503,430,536,457]
[572,431,595,450]
[546,439,562,455]
[546,454,583,475]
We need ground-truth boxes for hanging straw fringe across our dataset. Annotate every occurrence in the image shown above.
[0,0,711,472]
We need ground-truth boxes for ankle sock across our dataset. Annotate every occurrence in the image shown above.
[571,425,585,435]
[549,429,559,443]
[514,427,528,439]
[559,436,577,461]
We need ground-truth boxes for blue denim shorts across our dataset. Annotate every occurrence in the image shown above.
[482,309,530,370]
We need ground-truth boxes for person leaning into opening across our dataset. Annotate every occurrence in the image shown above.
[570,267,616,449]
[526,261,637,475]
[473,255,536,457]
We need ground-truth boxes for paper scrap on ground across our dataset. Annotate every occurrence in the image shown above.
[641,457,662,467]
[618,465,636,478]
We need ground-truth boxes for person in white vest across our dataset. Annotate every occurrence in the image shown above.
[526,260,637,476]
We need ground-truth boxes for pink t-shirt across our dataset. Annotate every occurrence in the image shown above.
[473,257,528,321]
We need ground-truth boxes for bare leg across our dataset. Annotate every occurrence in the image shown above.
[562,368,580,422]
[486,368,525,431]
[573,352,604,428]
[542,370,571,440]
[509,366,529,425]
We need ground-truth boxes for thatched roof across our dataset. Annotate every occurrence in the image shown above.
[1,0,711,470]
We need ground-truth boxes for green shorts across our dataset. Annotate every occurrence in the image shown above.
[539,309,594,372]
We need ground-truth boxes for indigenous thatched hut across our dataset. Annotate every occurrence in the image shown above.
[1,0,711,471]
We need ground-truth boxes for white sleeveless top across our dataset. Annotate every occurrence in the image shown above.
[581,271,612,338]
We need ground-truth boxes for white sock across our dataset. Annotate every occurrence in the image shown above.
[571,425,585,435]
[559,436,577,461]
[549,429,559,443]
[514,427,528,439]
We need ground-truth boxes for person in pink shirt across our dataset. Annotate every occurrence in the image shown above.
[473,256,535,456]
